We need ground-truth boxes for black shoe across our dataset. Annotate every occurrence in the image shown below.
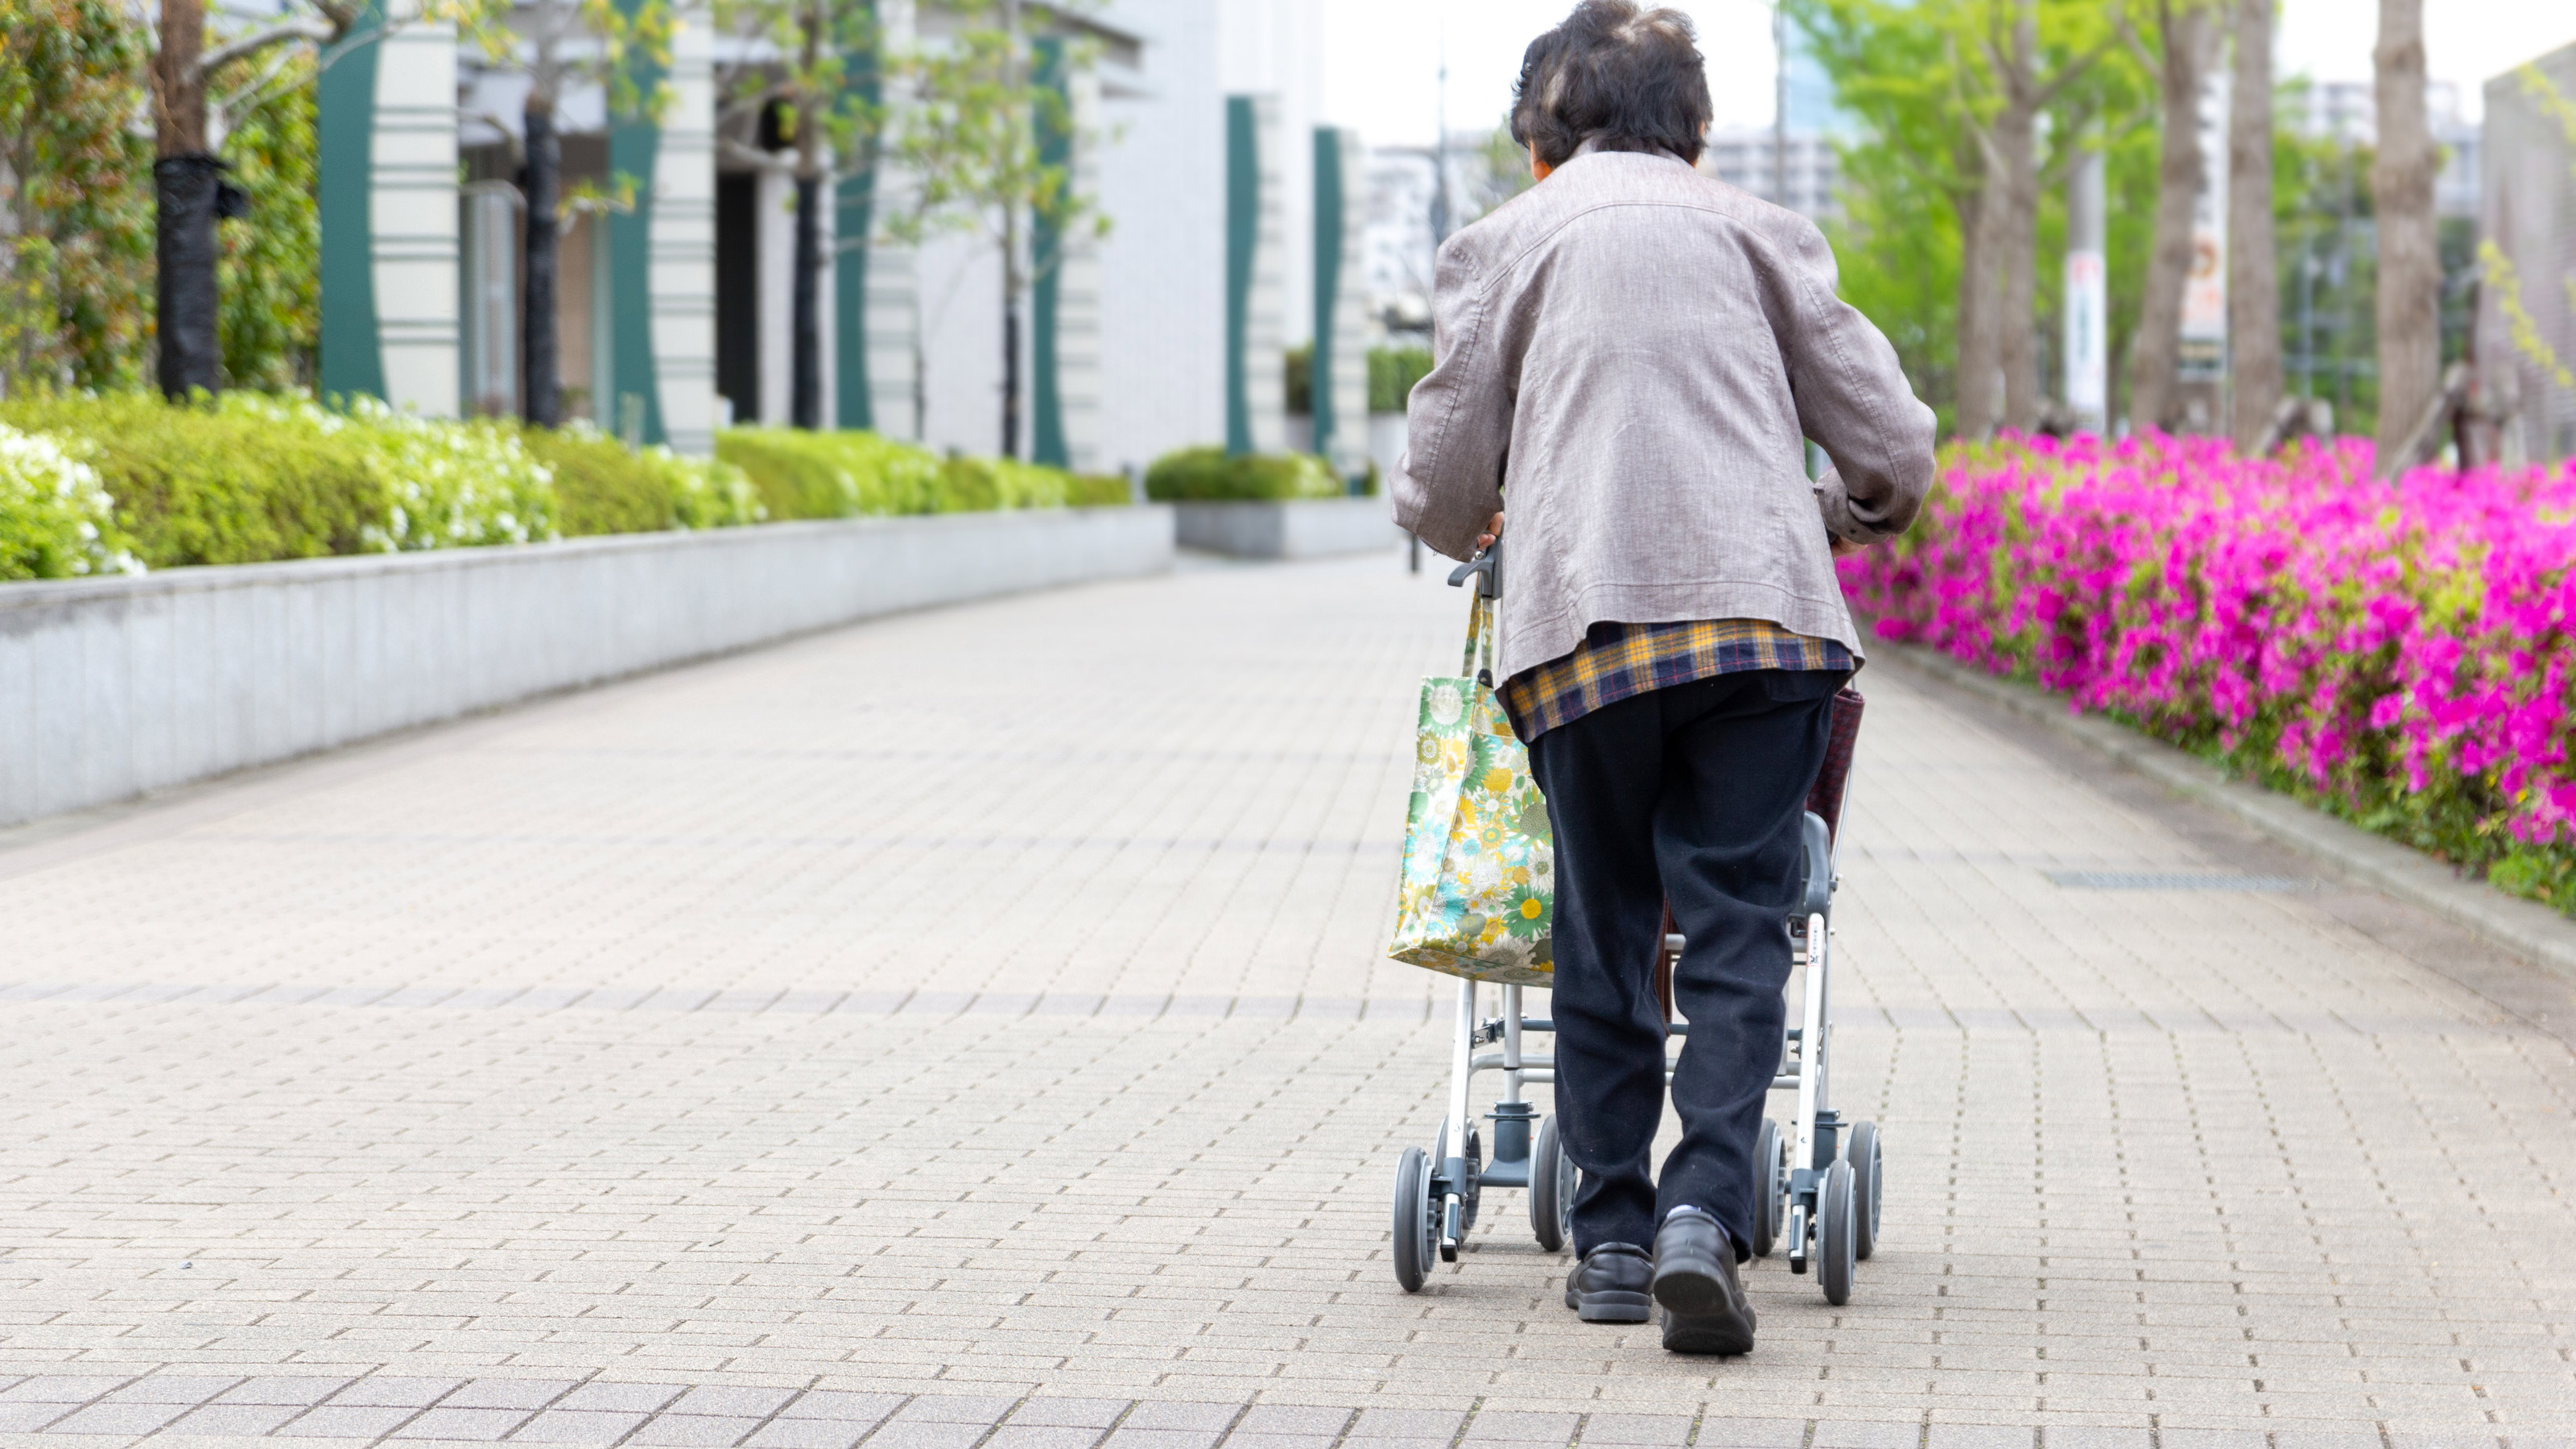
[1560,1242,1652,1323]
[1652,1208,1757,1354]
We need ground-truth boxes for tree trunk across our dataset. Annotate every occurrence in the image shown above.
[2132,0,2213,435]
[998,0,1025,459]
[154,0,221,398]
[1001,228,1021,459]
[2372,0,2438,469]
[2226,0,2281,451]
[793,170,823,429]
[523,95,562,427]
[1993,0,2043,435]
[1995,106,2041,434]
[1953,167,2000,441]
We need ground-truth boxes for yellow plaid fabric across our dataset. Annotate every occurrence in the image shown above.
[1498,618,1852,742]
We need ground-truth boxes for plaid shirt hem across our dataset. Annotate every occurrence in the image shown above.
[1498,618,1852,742]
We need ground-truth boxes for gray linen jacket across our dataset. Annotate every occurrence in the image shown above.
[1389,148,1937,683]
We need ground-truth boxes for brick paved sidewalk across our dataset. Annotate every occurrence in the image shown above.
[1,555,2569,1445]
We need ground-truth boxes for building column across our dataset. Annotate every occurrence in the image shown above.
[605,2,716,453]
[317,2,458,415]
[757,167,795,426]
[1224,93,1286,457]
[836,0,916,439]
[1311,125,1368,483]
[1033,37,1103,471]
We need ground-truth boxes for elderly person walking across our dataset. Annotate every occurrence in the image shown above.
[1391,1,1935,1355]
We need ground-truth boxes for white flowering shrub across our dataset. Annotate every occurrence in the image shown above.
[0,422,141,580]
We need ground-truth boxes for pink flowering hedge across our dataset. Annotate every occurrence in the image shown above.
[1838,432,2576,909]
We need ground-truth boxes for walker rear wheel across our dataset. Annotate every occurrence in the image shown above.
[1530,1114,1573,1252]
[1390,1146,1436,1292]
[1847,1120,1883,1261]
[1751,1117,1785,1258]
[1818,1158,1857,1306]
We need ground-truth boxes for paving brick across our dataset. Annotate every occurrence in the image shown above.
[0,1377,128,1404]
[1230,1410,1351,1438]
[279,1406,432,1438]
[1122,1406,1239,1433]
[1351,1412,1466,1441]
[217,1377,357,1406]
[632,1416,770,1448]
[1009,1401,1130,1430]
[558,1383,687,1414]
[671,1389,800,1420]
[97,1375,240,1405]
[1811,1426,1919,1449]
[397,1406,542,1439]
[1576,1418,1695,1447]
[446,1381,580,1411]
[514,1408,655,1442]
[1689,1422,1806,1449]
[41,1400,192,1435]
[332,1378,465,1409]
[0,1404,73,1433]
[1462,1414,1576,1443]
[778,1394,904,1424]
[988,1427,1112,1449]
[164,1402,304,1435]
[745,1419,873,1449]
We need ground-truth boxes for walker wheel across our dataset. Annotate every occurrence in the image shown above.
[1529,1114,1573,1253]
[1433,1121,1484,1235]
[1818,1158,1857,1306]
[1847,1120,1882,1261]
[1389,1146,1436,1292]
[1751,1117,1785,1258]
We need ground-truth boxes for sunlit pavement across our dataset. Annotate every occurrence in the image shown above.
[2,551,2570,1445]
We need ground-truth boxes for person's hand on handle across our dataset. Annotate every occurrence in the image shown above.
[1476,512,1505,551]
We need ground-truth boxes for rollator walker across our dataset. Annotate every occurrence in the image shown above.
[1389,547,1885,1305]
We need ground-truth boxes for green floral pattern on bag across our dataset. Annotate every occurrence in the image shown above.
[1389,594,1554,985]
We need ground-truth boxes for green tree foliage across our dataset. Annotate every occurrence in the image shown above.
[0,0,155,393]
[217,58,321,392]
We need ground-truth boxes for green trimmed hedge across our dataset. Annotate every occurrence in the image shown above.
[1144,447,1346,502]
[0,394,1126,581]
[715,427,1129,518]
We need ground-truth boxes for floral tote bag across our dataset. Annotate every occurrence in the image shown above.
[1388,589,1555,985]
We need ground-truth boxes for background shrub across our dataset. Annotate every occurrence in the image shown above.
[0,398,1098,576]
[1368,347,1432,414]
[2,390,392,565]
[0,420,133,579]
[719,427,1125,518]
[1144,447,1344,502]
[525,424,764,535]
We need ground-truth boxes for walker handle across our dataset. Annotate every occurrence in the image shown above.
[1447,543,1500,598]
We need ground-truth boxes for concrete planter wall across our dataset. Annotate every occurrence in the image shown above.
[0,506,1174,829]
[1174,497,1402,559]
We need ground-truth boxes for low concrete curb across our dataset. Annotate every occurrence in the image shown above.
[0,506,1174,829]
[1174,498,1402,559]
[1879,641,2576,984]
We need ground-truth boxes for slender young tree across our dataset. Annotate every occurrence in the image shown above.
[147,0,357,398]
[460,0,673,427]
[882,0,1101,456]
[2128,0,2217,434]
[714,0,881,430]
[1960,0,2122,434]
[2223,0,2279,448]
[2371,0,2438,469]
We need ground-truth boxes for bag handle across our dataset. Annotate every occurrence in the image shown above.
[1459,593,1494,681]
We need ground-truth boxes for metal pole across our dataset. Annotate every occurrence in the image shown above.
[1772,2,1790,205]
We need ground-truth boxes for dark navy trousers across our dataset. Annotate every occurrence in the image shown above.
[1525,667,1843,1260]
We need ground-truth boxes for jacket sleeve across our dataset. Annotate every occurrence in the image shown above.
[1389,236,1511,562]
[1774,217,1937,544]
